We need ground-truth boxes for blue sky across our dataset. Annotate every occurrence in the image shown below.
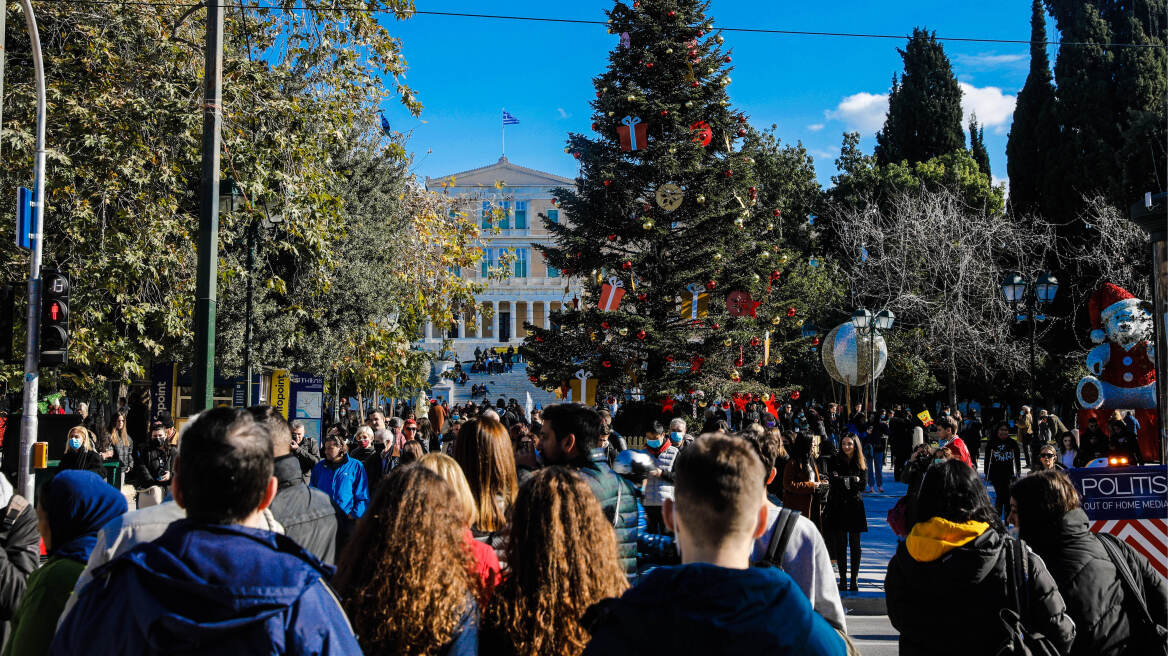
[380,1,1057,189]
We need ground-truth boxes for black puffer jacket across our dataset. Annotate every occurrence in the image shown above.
[886,527,1075,655]
[1025,508,1168,656]
[575,448,640,582]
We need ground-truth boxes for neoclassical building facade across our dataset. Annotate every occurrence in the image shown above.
[422,156,582,359]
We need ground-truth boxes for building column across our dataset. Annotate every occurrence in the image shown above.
[457,316,466,340]
[523,301,532,337]
[509,302,518,341]
[425,320,433,340]
[476,306,484,339]
[543,301,551,329]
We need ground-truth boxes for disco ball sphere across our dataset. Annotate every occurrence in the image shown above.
[821,322,888,386]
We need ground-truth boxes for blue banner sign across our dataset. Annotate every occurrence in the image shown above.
[1066,465,1168,521]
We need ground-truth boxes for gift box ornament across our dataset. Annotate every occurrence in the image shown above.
[618,115,647,152]
[678,283,709,320]
[568,369,599,406]
[598,277,626,311]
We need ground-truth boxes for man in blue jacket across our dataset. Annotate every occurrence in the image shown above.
[583,435,845,656]
[52,407,360,656]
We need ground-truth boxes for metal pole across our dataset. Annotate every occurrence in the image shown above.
[192,0,224,412]
[17,0,47,502]
[244,219,255,407]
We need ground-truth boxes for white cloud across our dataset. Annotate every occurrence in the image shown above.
[556,107,570,119]
[824,92,888,134]
[959,82,1016,134]
[953,52,1026,71]
[807,123,825,132]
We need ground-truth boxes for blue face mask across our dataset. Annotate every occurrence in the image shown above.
[68,437,83,450]
[647,438,664,449]
[668,431,683,444]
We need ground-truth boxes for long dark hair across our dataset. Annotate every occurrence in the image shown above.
[913,459,1004,533]
[790,432,814,466]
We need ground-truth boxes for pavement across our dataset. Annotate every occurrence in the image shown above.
[838,456,905,652]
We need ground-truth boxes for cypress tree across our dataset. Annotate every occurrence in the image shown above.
[968,114,990,179]
[1110,1,1167,200]
[875,28,966,166]
[1006,0,1059,217]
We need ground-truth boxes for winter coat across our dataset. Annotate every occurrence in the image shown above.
[269,454,339,565]
[52,521,362,656]
[292,437,320,477]
[642,445,678,507]
[825,456,867,533]
[58,450,104,478]
[886,519,1075,656]
[0,492,38,630]
[583,563,845,656]
[574,448,640,582]
[1024,508,1168,656]
[985,438,1021,480]
[3,558,85,656]
[310,455,369,518]
[130,440,173,489]
[782,459,822,521]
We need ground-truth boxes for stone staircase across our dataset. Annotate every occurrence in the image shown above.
[430,362,558,409]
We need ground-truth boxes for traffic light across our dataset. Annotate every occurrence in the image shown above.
[40,268,69,366]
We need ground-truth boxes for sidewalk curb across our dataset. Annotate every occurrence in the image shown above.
[842,592,887,616]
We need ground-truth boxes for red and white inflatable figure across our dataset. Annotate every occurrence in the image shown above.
[1076,283,1160,461]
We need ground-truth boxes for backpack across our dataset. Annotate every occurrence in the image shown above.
[995,537,1062,656]
[1096,532,1168,656]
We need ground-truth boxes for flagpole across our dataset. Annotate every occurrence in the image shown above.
[501,108,505,158]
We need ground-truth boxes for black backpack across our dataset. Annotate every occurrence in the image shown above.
[995,537,1062,656]
[753,507,800,569]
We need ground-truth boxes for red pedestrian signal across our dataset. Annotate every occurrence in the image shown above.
[39,268,70,366]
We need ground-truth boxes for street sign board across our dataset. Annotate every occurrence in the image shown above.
[16,187,34,250]
[1067,465,1168,579]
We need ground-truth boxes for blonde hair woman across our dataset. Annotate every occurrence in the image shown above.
[418,454,500,592]
[60,426,104,477]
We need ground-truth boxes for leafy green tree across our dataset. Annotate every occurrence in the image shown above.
[1006,0,1059,217]
[522,0,841,403]
[874,28,966,167]
[968,114,990,179]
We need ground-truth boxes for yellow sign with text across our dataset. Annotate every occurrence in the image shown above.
[272,369,292,419]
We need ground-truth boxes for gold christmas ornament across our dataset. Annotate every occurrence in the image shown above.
[795,319,804,327]
[713,252,723,261]
[627,94,637,102]
[696,194,706,205]
[751,273,760,283]
[730,370,741,381]
[754,365,762,373]
[766,222,774,231]
[618,327,629,336]
[685,100,694,108]
[722,337,733,347]
[715,34,725,43]
[607,111,615,117]
[665,47,673,54]
[779,254,790,264]
[590,331,599,341]
[642,219,655,230]
[771,315,782,325]
[760,251,770,259]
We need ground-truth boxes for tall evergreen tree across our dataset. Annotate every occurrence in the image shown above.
[522,0,839,402]
[968,114,990,178]
[1006,0,1060,217]
[874,28,966,166]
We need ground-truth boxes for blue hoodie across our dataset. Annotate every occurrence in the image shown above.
[51,520,361,656]
[583,563,844,656]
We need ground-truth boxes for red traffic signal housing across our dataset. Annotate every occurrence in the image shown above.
[40,268,69,365]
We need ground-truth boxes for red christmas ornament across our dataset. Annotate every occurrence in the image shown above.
[724,55,732,63]
[748,186,757,201]
[689,121,713,146]
[667,10,676,17]
[646,62,654,68]
[666,355,675,362]
[773,208,781,217]
[691,81,700,88]
[591,122,599,130]
[711,322,721,330]
[724,169,733,177]
[529,375,538,383]
[786,306,797,318]
[572,152,580,159]
[603,179,612,186]
[621,260,633,270]
[687,388,695,395]
[602,360,612,368]
[636,330,647,340]
[633,0,639,6]
[697,30,705,37]
[705,280,717,290]
[737,128,747,137]
[738,115,747,123]
[750,337,760,347]
[659,109,668,116]
[636,293,647,301]
[812,337,821,346]
[601,321,611,330]
[607,234,617,241]
[734,358,744,367]
[791,391,801,400]
[535,336,545,343]
[596,91,602,99]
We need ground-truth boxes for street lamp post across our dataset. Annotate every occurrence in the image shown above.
[851,308,895,412]
[1001,271,1059,404]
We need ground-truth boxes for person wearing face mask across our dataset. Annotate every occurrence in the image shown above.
[348,426,375,462]
[59,427,104,477]
[130,421,175,508]
[642,422,679,536]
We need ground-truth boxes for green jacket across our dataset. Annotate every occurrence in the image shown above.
[3,557,84,656]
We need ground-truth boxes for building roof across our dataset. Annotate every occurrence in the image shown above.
[425,156,575,190]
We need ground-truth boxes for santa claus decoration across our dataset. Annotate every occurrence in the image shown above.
[1076,283,1159,461]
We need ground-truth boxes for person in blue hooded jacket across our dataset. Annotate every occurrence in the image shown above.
[583,435,844,656]
[52,407,361,656]
[311,433,370,519]
[4,470,125,656]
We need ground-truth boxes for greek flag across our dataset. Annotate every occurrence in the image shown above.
[502,110,520,125]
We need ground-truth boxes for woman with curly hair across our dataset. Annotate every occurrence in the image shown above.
[481,466,628,656]
[453,418,518,556]
[334,465,478,656]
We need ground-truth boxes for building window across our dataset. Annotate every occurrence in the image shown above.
[547,209,559,224]
[450,265,461,278]
[481,201,491,229]
[514,201,528,229]
[498,201,510,230]
[481,201,510,229]
[481,248,498,277]
[546,255,560,278]
[514,248,528,278]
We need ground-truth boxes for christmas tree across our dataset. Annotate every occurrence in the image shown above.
[522,0,838,408]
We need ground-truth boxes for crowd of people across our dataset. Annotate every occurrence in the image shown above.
[0,389,1157,655]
